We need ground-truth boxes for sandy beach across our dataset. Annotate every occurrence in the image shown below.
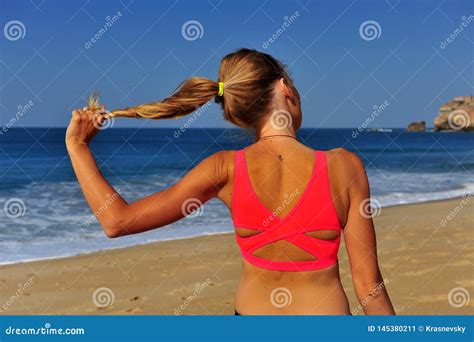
[1,197,473,315]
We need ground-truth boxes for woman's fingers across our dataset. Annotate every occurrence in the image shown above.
[72,104,113,128]
[71,110,80,121]
[71,109,88,121]
[66,107,107,146]
[94,112,105,127]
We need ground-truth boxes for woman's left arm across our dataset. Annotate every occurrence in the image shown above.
[66,108,229,238]
[339,149,395,315]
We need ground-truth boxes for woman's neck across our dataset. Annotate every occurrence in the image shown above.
[255,122,296,140]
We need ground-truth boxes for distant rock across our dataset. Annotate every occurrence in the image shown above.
[434,96,474,131]
[406,121,426,132]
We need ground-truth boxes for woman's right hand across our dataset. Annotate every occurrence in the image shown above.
[65,106,106,147]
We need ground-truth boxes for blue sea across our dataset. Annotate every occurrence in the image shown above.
[1,128,473,264]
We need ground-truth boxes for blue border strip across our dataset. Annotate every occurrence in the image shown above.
[0,316,472,342]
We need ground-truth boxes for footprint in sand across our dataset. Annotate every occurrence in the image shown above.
[125,306,144,314]
[400,266,443,277]
[160,271,177,277]
[186,265,206,270]
[455,280,474,287]
[416,293,449,303]
[450,259,471,267]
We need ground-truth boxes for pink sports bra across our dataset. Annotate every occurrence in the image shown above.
[232,149,342,272]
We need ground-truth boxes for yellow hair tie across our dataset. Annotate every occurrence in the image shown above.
[217,82,224,96]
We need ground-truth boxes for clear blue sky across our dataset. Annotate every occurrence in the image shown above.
[0,0,472,128]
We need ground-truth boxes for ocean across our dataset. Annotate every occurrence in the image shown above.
[1,128,473,264]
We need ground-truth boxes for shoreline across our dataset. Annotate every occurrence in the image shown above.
[0,197,473,315]
[0,231,232,267]
[1,194,472,267]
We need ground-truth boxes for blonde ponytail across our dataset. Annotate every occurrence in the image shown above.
[109,77,218,119]
[100,48,296,129]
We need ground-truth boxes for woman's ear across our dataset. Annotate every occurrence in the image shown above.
[278,78,298,107]
[278,78,291,97]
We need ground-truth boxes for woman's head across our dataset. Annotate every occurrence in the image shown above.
[109,48,301,131]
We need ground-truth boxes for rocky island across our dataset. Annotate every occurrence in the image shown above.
[433,96,474,131]
[406,121,426,132]
[406,96,473,132]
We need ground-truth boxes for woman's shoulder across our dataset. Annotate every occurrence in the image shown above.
[325,148,366,175]
[206,150,237,166]
[324,148,368,213]
[201,150,237,181]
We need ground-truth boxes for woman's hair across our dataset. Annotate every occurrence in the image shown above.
[109,48,297,128]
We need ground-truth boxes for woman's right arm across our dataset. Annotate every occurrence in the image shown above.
[66,109,231,238]
[341,150,395,315]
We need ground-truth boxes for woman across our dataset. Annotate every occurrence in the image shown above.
[66,48,395,315]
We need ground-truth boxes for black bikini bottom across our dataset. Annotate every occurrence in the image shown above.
[234,310,241,316]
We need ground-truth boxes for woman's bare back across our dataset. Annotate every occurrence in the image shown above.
[217,138,355,314]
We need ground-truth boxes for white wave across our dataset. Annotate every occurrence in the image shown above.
[375,182,474,207]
